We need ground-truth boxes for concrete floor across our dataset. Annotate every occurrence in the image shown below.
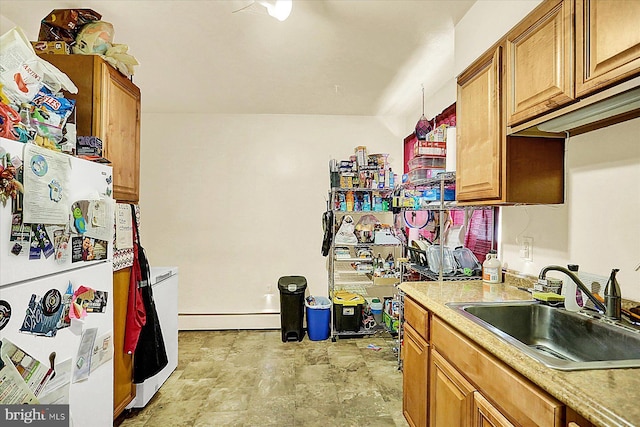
[118,330,408,427]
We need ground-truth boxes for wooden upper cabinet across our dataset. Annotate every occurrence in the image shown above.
[506,0,574,126]
[456,45,503,202]
[38,54,141,203]
[576,0,640,97]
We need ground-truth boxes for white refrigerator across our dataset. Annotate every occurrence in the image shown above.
[0,137,114,427]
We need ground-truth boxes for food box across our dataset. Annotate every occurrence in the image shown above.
[414,140,446,157]
[31,41,71,54]
[383,311,399,333]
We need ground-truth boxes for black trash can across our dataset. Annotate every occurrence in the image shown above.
[278,276,307,342]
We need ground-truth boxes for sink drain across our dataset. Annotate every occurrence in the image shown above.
[528,344,574,361]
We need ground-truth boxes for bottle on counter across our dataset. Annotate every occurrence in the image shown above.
[482,250,502,284]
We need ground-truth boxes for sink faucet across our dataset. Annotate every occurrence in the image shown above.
[538,265,608,315]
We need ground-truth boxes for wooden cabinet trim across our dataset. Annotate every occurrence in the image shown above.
[404,297,429,340]
[576,0,640,97]
[456,45,503,202]
[403,323,429,427]
[430,350,475,427]
[473,391,516,427]
[113,268,135,418]
[431,316,563,427]
[506,0,575,126]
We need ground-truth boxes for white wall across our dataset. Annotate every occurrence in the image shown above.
[501,118,640,300]
[139,114,403,329]
[454,0,543,76]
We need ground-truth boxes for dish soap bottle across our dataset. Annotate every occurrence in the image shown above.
[604,268,621,320]
[482,250,502,284]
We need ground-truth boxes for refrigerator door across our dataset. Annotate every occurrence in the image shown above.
[0,137,114,287]
[0,261,113,426]
[127,266,178,408]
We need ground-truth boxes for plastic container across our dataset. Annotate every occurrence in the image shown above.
[482,250,502,283]
[426,245,456,275]
[422,188,456,201]
[305,296,331,341]
[369,298,383,326]
[452,247,482,276]
[278,276,307,342]
[408,167,444,183]
[333,291,365,332]
[408,156,446,170]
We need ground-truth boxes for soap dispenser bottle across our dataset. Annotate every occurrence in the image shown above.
[604,268,621,320]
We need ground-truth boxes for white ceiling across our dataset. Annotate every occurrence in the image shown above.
[0,0,474,117]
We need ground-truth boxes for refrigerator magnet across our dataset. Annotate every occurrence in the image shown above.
[43,289,62,316]
[0,300,11,331]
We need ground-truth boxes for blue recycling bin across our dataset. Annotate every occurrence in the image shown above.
[305,296,331,341]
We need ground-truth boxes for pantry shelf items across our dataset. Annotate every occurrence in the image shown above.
[327,146,403,341]
[395,172,494,283]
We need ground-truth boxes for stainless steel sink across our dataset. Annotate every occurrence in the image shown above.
[446,301,640,370]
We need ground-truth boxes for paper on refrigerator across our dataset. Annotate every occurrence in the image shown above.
[115,203,133,249]
[0,338,53,399]
[22,144,71,225]
[0,353,39,404]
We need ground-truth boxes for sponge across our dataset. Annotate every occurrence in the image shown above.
[532,292,565,302]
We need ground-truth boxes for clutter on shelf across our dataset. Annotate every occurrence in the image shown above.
[330,146,396,191]
[0,13,137,158]
[36,9,139,78]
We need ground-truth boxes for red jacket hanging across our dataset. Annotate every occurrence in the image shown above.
[123,211,146,354]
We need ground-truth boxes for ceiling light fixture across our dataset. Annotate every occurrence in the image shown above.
[258,0,292,21]
[415,85,431,140]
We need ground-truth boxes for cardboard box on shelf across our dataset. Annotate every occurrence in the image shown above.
[31,41,71,54]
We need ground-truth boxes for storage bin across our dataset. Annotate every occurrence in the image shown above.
[305,296,331,341]
[333,291,365,332]
[369,298,383,325]
[422,188,456,201]
[408,156,446,170]
[414,140,447,157]
[408,168,443,183]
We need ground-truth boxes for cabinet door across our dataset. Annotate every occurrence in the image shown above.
[113,268,135,418]
[506,0,574,126]
[473,392,515,427]
[403,323,428,427]
[430,350,475,427]
[456,45,502,202]
[99,63,141,203]
[576,0,640,97]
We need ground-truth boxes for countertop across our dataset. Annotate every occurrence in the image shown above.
[399,280,640,427]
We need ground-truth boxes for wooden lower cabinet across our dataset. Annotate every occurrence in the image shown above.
[430,350,475,427]
[431,317,563,426]
[403,323,429,427]
[473,392,515,427]
[113,267,135,419]
[402,295,584,427]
